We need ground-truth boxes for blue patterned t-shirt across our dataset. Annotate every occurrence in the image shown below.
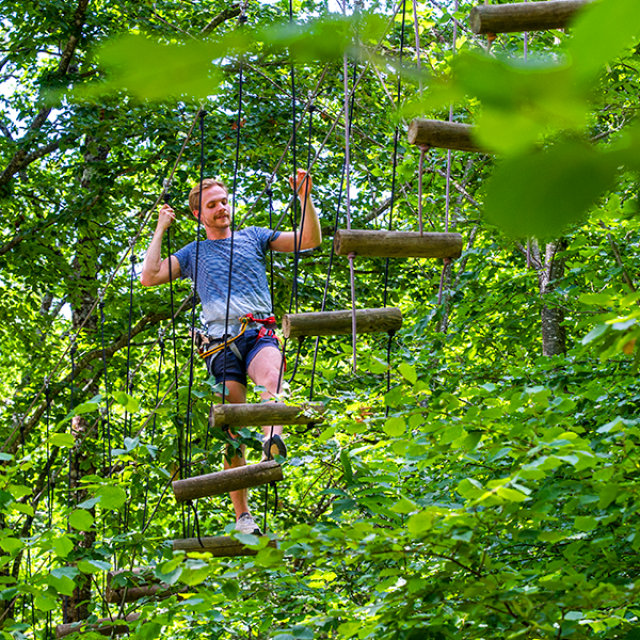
[174,226,281,338]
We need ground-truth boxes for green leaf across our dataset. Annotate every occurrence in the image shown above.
[52,536,74,559]
[439,423,465,445]
[49,433,74,448]
[398,363,417,385]
[391,497,418,514]
[77,559,111,574]
[96,485,127,511]
[137,622,162,640]
[497,487,528,502]
[8,484,31,499]
[113,392,139,413]
[69,509,94,532]
[383,417,405,437]
[407,511,435,536]
[458,478,484,499]
[180,561,210,586]
[484,141,618,238]
[74,399,101,414]
[51,567,79,580]
[340,449,354,484]
[34,594,57,612]
[0,538,23,553]
[574,516,598,531]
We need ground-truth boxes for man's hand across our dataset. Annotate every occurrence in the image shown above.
[157,203,176,232]
[289,169,312,201]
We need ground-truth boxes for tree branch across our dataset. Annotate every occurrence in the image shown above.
[200,4,242,35]
[599,221,636,292]
[6,304,190,455]
[0,0,89,187]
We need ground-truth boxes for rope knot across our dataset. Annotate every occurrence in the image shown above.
[348,251,356,260]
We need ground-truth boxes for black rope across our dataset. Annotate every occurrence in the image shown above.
[185,111,207,486]
[165,192,187,538]
[124,250,136,439]
[308,69,357,400]
[287,107,316,385]
[268,185,275,314]
[219,46,245,414]
[142,332,164,525]
[98,297,113,476]
[382,0,407,415]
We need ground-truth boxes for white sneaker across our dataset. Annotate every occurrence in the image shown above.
[235,512,262,535]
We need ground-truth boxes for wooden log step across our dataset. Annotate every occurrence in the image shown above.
[282,307,402,339]
[56,613,140,638]
[173,459,282,503]
[106,568,183,604]
[210,402,325,430]
[469,0,589,34]
[334,229,463,259]
[173,535,277,557]
[408,119,483,153]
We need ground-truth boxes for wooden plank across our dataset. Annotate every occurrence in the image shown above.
[408,119,482,152]
[210,402,324,429]
[105,568,183,604]
[56,613,140,638]
[469,0,589,34]
[334,229,463,259]
[282,307,402,339]
[172,459,283,503]
[173,535,277,556]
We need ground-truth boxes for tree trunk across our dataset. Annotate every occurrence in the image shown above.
[533,240,568,357]
[65,133,109,624]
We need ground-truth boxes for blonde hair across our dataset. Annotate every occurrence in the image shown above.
[188,178,227,212]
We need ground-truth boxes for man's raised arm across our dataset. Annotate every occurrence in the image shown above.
[270,169,322,253]
[140,203,182,286]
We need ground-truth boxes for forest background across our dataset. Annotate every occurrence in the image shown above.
[1,0,640,638]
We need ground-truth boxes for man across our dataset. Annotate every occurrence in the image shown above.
[140,169,321,534]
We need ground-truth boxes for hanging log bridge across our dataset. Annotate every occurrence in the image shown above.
[173,535,278,556]
[105,568,184,604]
[56,613,140,639]
[282,307,402,339]
[210,401,324,430]
[469,0,589,34]
[334,230,463,260]
[173,459,282,502]
[408,119,483,153]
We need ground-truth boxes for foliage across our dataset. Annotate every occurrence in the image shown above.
[1,0,640,639]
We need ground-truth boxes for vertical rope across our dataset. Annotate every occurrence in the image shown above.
[183,110,207,538]
[98,294,112,476]
[437,0,459,306]
[186,111,207,473]
[124,248,136,438]
[165,211,187,538]
[417,146,427,235]
[382,0,407,413]
[343,5,358,374]
[412,0,423,100]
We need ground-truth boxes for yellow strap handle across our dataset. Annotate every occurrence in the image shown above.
[200,317,250,359]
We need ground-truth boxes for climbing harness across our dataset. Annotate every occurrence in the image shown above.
[198,314,280,361]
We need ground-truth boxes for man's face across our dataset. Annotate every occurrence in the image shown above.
[195,185,230,230]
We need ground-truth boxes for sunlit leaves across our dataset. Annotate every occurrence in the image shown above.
[76,13,386,102]
[69,509,94,531]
